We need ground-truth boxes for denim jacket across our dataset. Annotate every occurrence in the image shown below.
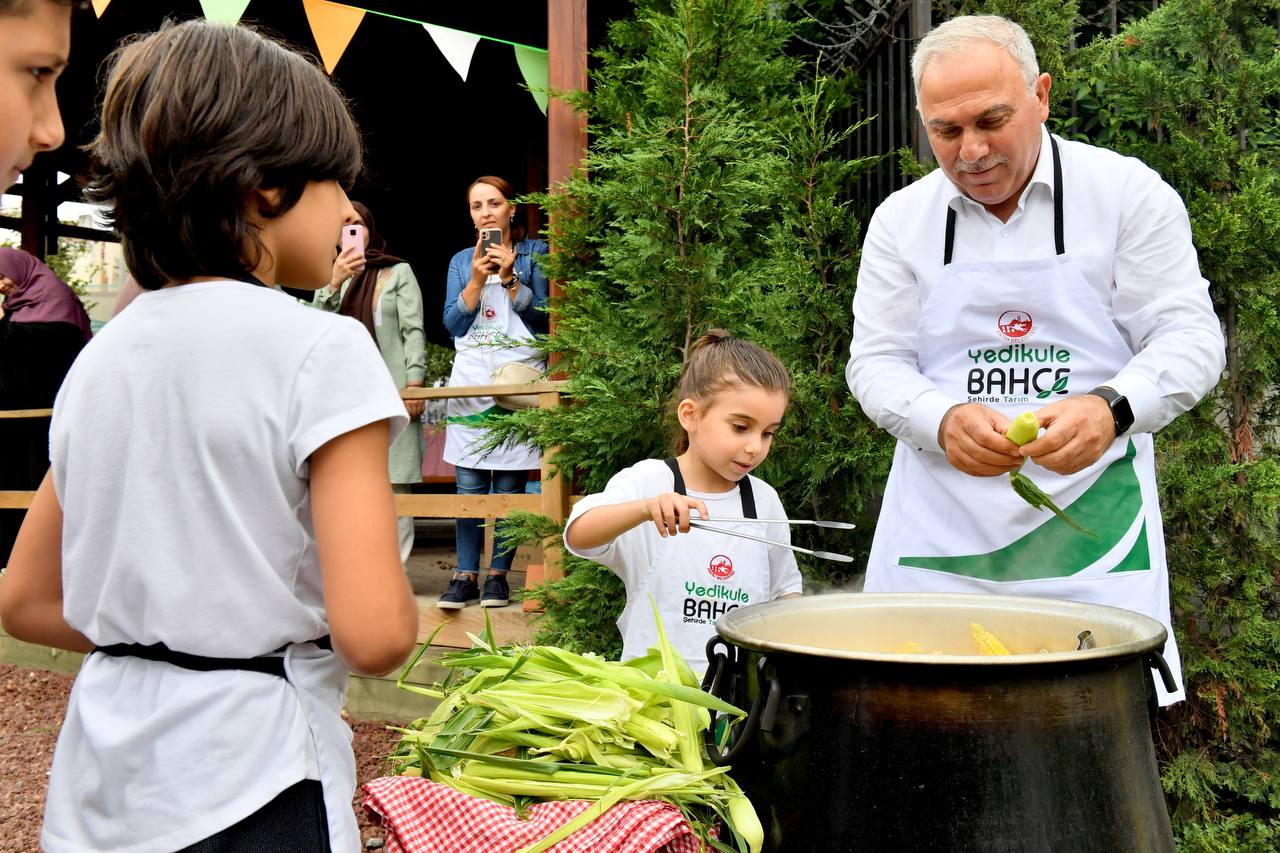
[443,238,549,340]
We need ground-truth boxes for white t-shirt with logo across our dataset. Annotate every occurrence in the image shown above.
[565,459,802,670]
[41,280,408,853]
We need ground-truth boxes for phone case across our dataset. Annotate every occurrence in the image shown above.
[341,225,364,254]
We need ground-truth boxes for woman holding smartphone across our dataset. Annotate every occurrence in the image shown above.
[314,201,428,566]
[439,175,548,609]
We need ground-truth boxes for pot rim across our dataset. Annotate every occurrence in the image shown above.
[714,592,1169,665]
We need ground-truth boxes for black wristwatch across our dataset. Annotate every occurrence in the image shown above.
[1088,386,1134,436]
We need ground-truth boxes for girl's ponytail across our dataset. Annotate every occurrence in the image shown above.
[672,329,790,454]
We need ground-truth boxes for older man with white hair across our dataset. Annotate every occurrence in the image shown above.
[845,15,1225,704]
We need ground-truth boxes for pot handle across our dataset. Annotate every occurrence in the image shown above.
[1145,649,1177,694]
[702,645,779,767]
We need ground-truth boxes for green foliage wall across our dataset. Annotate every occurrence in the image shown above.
[1075,2,1280,847]
[505,0,1279,846]
[497,0,890,649]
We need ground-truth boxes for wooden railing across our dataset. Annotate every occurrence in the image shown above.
[0,380,575,583]
[0,408,52,510]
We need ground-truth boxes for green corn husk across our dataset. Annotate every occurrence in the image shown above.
[1001,411,1095,537]
[1009,467,1096,537]
[388,604,763,853]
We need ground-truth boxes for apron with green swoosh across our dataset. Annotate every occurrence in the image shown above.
[865,137,1183,703]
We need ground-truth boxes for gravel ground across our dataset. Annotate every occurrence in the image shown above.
[0,663,405,851]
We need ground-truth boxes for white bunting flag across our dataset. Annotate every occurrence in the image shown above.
[424,23,481,82]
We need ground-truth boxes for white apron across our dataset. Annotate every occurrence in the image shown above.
[617,460,770,675]
[444,275,544,470]
[865,137,1183,703]
[284,641,360,851]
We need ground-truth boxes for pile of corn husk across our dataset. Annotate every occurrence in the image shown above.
[388,603,762,853]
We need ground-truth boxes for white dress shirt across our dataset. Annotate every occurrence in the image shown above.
[846,126,1225,452]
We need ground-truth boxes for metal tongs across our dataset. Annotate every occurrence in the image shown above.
[688,515,856,563]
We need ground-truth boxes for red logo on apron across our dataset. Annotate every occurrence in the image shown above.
[708,554,734,580]
[484,307,497,319]
[998,310,1034,340]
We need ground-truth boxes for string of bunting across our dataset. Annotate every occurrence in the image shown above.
[89,0,550,114]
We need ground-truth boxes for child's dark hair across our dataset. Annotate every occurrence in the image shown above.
[673,329,790,453]
[85,20,362,290]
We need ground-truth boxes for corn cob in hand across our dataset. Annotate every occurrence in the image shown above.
[1004,412,1096,537]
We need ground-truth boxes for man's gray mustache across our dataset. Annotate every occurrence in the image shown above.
[955,155,1008,173]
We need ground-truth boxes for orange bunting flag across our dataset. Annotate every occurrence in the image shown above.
[302,0,365,75]
[91,0,111,17]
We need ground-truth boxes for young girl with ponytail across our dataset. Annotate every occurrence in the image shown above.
[564,330,803,674]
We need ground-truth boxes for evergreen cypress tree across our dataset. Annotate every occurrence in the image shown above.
[498,0,884,651]
[1074,2,1280,847]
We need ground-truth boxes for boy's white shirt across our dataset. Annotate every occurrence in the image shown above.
[42,281,407,853]
[564,458,803,673]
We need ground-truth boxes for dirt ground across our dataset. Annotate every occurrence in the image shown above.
[0,662,405,851]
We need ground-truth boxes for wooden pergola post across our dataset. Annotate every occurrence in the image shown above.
[539,1,587,584]
[547,0,588,218]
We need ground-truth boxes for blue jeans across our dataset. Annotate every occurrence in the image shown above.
[454,466,527,576]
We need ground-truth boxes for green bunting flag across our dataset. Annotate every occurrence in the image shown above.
[198,0,252,25]
[513,45,549,115]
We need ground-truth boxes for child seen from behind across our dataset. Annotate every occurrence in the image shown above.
[0,20,418,851]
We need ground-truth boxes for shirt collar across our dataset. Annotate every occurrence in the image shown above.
[945,125,1055,215]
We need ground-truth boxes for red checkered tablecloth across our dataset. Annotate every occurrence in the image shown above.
[363,776,714,853]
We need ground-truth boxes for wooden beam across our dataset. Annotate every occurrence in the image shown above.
[0,217,118,243]
[415,596,538,649]
[19,160,58,258]
[0,409,52,419]
[402,381,568,401]
[547,0,587,192]
[546,0,587,345]
[0,491,578,516]
[539,390,572,583]
[395,493,541,519]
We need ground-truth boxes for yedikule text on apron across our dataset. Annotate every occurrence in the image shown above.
[618,460,770,676]
[444,274,543,470]
[864,137,1183,703]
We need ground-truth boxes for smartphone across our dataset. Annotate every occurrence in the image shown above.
[340,223,365,254]
[479,227,502,253]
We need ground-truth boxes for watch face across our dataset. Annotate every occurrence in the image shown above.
[1113,396,1135,433]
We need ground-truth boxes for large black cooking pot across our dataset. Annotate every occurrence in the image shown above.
[701,593,1177,853]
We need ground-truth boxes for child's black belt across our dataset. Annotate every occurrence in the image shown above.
[93,636,332,678]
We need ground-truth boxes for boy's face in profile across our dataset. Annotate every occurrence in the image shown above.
[0,0,70,191]
[257,180,357,290]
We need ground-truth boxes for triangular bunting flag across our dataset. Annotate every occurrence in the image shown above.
[198,0,251,25]
[302,0,365,75]
[513,45,549,115]
[423,24,480,82]
[91,0,111,17]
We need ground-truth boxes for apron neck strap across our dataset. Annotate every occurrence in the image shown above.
[665,457,687,495]
[663,458,757,518]
[943,134,1065,265]
[1050,134,1065,256]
